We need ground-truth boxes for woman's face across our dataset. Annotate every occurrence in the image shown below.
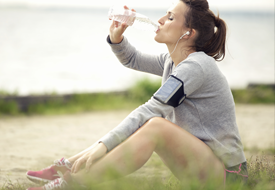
[155,1,189,45]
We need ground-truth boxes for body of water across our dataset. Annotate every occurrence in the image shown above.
[0,7,274,95]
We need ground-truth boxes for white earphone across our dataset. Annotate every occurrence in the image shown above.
[170,31,191,56]
[180,31,190,39]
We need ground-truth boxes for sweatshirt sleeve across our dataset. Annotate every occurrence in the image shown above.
[172,59,205,97]
[98,57,205,152]
[107,35,167,77]
[98,97,174,151]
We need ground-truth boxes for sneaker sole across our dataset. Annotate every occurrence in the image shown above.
[26,173,53,184]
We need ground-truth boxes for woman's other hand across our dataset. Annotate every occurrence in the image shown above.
[71,142,107,173]
[109,5,136,44]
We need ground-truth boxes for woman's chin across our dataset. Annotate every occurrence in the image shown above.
[154,36,164,43]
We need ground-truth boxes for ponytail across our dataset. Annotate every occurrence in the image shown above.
[204,13,227,61]
[181,0,227,61]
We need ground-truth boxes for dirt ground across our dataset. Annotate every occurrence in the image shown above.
[0,104,274,186]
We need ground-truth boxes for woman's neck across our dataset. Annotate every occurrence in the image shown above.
[169,46,196,66]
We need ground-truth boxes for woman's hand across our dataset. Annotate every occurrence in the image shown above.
[71,142,107,173]
[109,5,136,44]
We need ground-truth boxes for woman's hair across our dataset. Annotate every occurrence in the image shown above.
[180,0,227,61]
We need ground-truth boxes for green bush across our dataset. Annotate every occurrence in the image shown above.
[25,93,138,115]
[129,78,161,103]
[0,100,19,115]
[232,85,274,104]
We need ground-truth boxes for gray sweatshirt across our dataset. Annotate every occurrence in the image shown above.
[99,36,246,167]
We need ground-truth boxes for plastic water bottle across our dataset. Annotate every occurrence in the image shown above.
[108,5,159,32]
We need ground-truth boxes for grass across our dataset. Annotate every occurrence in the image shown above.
[0,100,19,115]
[232,84,275,104]
[0,92,140,116]
[0,79,274,116]
[1,152,274,190]
[1,179,28,190]
[0,79,161,116]
[247,154,275,189]
[244,147,275,155]
[26,92,139,115]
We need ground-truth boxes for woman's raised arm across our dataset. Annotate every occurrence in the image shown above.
[109,5,135,44]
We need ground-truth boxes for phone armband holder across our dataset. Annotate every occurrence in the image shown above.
[153,75,186,107]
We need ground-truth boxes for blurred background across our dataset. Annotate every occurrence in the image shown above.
[0,0,274,96]
[0,2,274,187]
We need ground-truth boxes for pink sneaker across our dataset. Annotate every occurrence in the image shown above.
[27,171,71,190]
[26,158,72,184]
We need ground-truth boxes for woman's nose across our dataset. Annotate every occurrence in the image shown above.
[158,16,165,25]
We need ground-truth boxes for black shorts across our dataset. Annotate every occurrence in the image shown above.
[224,162,248,185]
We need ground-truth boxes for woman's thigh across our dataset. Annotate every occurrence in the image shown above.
[147,117,224,183]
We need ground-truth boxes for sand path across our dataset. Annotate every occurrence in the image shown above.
[0,104,274,186]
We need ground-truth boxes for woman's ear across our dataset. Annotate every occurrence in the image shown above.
[181,28,196,39]
[188,29,196,39]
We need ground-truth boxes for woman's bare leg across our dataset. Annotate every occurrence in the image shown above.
[71,117,224,185]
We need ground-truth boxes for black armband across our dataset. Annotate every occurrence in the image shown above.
[153,75,186,107]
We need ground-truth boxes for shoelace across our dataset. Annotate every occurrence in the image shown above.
[44,171,67,190]
[54,159,72,169]
[54,159,65,167]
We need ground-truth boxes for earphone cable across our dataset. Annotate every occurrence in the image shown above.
[170,37,182,56]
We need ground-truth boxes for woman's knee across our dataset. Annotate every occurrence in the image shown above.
[143,117,178,140]
[144,117,170,132]
[139,117,164,136]
[147,117,166,126]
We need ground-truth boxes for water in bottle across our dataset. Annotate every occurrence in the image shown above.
[108,5,159,32]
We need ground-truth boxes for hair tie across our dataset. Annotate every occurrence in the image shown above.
[215,16,221,27]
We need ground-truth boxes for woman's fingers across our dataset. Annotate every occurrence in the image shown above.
[71,160,77,173]
[121,22,128,29]
[109,5,136,43]
[71,157,86,173]
[85,157,93,173]
[110,19,126,29]
[110,5,134,29]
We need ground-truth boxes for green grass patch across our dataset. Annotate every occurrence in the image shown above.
[25,92,139,115]
[128,78,161,103]
[247,154,275,189]
[0,80,274,116]
[232,84,274,104]
[244,147,275,155]
[0,78,161,116]
[1,153,274,190]
[0,100,19,115]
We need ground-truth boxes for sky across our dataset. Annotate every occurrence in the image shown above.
[0,0,274,11]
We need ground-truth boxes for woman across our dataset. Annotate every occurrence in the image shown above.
[26,0,248,189]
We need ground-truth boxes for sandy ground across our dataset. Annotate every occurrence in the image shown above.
[0,104,274,187]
